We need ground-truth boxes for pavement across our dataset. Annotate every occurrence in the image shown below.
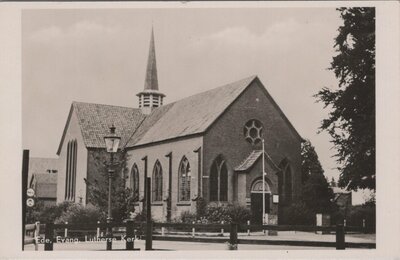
[24,231,375,251]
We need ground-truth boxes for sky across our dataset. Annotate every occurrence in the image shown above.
[21,7,370,201]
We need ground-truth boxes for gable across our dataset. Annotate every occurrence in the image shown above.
[57,102,146,155]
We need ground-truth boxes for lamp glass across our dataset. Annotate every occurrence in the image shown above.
[104,136,120,153]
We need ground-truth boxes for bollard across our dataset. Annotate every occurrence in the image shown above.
[64,222,68,238]
[221,221,224,236]
[34,221,40,251]
[336,224,345,250]
[192,221,196,238]
[247,220,250,236]
[97,221,100,238]
[126,220,134,250]
[229,223,238,250]
[44,223,53,251]
[161,227,165,236]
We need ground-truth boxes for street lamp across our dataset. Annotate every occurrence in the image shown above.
[104,124,120,250]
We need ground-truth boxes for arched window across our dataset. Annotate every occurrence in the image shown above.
[178,156,191,201]
[152,160,163,202]
[210,155,228,202]
[279,159,292,203]
[130,164,139,200]
[65,139,77,201]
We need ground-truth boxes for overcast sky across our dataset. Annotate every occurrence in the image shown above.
[22,8,344,184]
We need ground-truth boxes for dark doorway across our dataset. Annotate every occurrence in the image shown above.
[250,193,270,224]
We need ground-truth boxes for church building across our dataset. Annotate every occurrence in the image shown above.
[56,28,303,224]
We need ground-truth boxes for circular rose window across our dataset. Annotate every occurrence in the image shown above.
[244,119,263,145]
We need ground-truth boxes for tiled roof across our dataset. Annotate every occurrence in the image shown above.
[126,75,257,147]
[235,150,281,172]
[31,173,58,198]
[64,102,146,151]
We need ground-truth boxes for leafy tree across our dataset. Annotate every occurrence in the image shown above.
[85,150,136,222]
[300,140,335,214]
[315,8,375,191]
[281,140,335,225]
[301,139,325,184]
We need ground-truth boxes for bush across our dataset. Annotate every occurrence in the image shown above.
[280,201,315,225]
[26,201,74,224]
[55,203,105,224]
[177,203,251,224]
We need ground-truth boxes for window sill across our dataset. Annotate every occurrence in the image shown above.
[151,202,164,206]
[176,202,191,206]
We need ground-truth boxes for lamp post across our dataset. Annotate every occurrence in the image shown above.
[104,124,121,251]
[262,139,266,225]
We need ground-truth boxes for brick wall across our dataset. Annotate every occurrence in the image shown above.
[203,79,302,205]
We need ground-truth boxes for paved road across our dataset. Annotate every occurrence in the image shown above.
[24,239,346,251]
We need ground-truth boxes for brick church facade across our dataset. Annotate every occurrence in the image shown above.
[56,28,303,224]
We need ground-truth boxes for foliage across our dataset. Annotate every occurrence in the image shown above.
[280,201,315,225]
[26,201,74,224]
[314,8,375,191]
[281,140,336,225]
[85,150,136,222]
[301,139,325,184]
[178,204,251,224]
[301,140,336,213]
[54,203,105,224]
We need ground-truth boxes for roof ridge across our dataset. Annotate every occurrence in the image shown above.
[72,101,141,111]
[163,75,257,106]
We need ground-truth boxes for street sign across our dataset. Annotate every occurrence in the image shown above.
[26,188,35,197]
[26,198,35,207]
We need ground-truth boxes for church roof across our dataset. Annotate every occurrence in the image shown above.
[234,150,281,172]
[58,75,302,153]
[57,102,146,154]
[125,75,257,147]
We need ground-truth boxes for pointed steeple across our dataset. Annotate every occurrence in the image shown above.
[144,27,158,91]
[137,26,165,114]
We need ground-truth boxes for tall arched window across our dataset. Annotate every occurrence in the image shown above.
[130,164,139,200]
[64,139,77,201]
[279,159,292,203]
[210,155,228,202]
[178,156,191,201]
[152,160,163,202]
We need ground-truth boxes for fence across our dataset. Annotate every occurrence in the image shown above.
[24,222,41,251]
[40,220,374,251]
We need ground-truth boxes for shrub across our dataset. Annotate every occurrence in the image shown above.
[280,201,315,225]
[176,203,251,224]
[26,201,74,224]
[54,203,105,224]
[179,211,197,223]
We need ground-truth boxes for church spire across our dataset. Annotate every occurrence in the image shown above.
[137,26,165,114]
[144,27,158,91]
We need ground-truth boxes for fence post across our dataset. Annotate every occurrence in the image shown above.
[220,221,224,236]
[44,223,53,251]
[145,177,152,250]
[192,221,196,238]
[64,222,68,238]
[161,227,165,236]
[97,221,100,238]
[362,219,366,233]
[126,219,134,250]
[229,223,238,250]
[336,224,345,250]
[34,221,40,251]
[247,220,250,236]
